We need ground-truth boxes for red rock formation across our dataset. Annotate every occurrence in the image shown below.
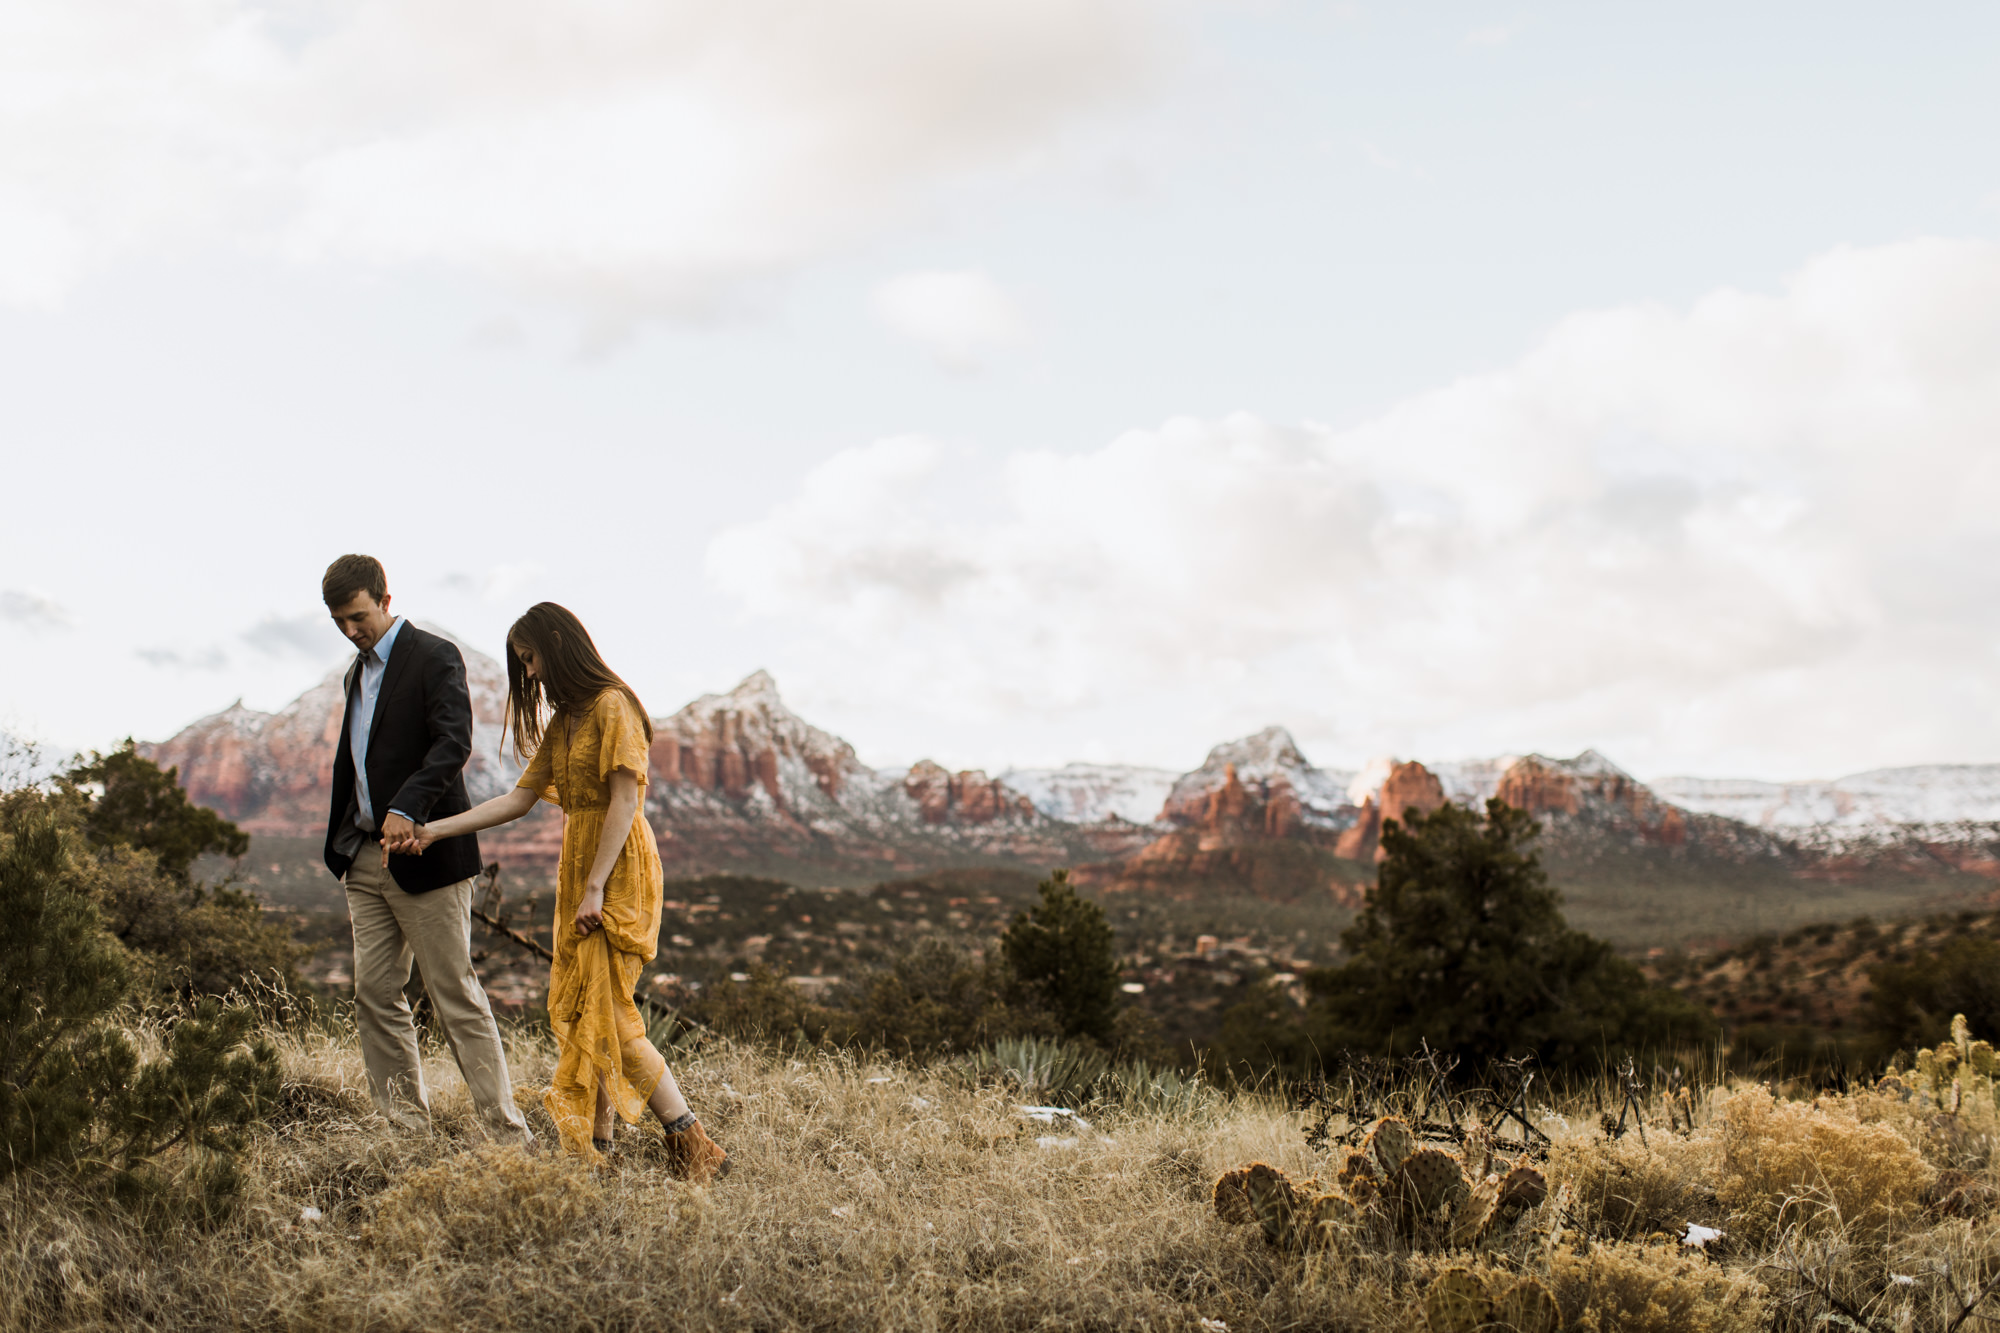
[1077,759,1366,905]
[905,760,953,823]
[1495,756,1580,815]
[1264,783,1303,839]
[1379,761,1446,829]
[1331,762,1446,863]
[649,670,861,814]
[902,761,1033,825]
[1493,754,1688,847]
[1334,796,1378,861]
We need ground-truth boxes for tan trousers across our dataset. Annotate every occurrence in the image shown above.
[344,855,529,1139]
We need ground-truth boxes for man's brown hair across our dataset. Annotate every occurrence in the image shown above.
[322,554,388,608]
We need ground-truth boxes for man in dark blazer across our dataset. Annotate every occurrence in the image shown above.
[322,553,530,1143]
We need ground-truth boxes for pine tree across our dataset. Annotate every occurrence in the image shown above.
[1002,870,1121,1045]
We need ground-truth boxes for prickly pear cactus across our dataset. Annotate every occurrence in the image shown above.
[1494,1163,1548,1219]
[1389,1147,1471,1234]
[1365,1116,1417,1176]
[1243,1162,1310,1250]
[1335,1147,1381,1206]
[1217,1125,1549,1259]
[1305,1188,1361,1248]
[1212,1165,1258,1227]
[1494,1275,1561,1333]
[1212,1163,1370,1253]
[1423,1267,1492,1332]
[1461,1121,1496,1183]
[1449,1177,1499,1249]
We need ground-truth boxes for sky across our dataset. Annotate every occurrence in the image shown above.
[5,0,2000,783]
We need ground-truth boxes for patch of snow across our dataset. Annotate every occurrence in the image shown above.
[1654,763,2000,831]
[1165,726,1355,822]
[1428,755,1520,807]
[999,762,1178,825]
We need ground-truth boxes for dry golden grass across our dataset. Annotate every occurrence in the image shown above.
[1714,1085,1933,1245]
[1553,1128,1718,1241]
[1548,1240,1768,1332]
[5,1023,2000,1332]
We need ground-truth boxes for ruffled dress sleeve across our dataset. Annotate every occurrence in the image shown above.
[515,730,561,807]
[593,691,651,790]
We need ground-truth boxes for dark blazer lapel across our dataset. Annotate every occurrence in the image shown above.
[365,622,418,763]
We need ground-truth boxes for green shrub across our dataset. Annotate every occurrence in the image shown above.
[841,939,1053,1059]
[1867,937,2000,1055]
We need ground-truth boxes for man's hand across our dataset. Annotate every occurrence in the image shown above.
[379,811,418,867]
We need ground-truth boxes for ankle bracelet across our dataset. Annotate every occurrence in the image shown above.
[663,1112,697,1136]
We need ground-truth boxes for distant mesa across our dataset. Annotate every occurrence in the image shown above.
[133,630,2000,901]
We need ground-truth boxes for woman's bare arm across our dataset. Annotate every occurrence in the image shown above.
[573,768,641,937]
[396,786,540,854]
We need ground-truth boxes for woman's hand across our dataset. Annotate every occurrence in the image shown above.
[385,824,439,856]
[574,882,606,938]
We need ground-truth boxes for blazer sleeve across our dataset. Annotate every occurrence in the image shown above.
[385,638,474,821]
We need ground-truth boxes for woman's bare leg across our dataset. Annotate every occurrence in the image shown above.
[622,1037,691,1122]
[593,1075,615,1140]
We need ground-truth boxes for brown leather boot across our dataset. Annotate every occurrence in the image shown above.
[662,1117,730,1184]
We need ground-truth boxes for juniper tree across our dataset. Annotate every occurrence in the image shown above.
[69,741,247,882]
[1002,870,1121,1045]
[60,744,301,998]
[0,814,131,1171]
[1309,799,1713,1067]
[0,806,280,1202]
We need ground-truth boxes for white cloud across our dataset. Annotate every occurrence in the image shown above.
[706,238,2000,777]
[135,645,230,671]
[0,589,69,630]
[871,269,1030,370]
[242,612,335,658]
[0,0,1171,318]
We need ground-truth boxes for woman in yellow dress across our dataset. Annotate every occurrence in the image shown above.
[396,602,728,1180]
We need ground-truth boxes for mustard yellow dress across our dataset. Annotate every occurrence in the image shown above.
[516,688,665,1160]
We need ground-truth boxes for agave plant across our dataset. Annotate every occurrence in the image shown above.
[968,1036,1111,1108]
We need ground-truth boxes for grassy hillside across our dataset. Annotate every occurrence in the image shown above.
[11,1017,2000,1331]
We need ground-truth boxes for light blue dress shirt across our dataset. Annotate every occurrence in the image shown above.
[349,616,412,833]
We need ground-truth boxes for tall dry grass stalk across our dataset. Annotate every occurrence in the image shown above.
[6,1022,2000,1331]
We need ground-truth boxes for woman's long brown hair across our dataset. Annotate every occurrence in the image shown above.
[504,602,653,761]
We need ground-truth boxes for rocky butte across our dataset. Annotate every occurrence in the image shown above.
[138,646,2000,906]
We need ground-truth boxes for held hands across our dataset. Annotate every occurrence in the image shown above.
[379,812,417,867]
[379,816,438,861]
[574,882,606,938]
